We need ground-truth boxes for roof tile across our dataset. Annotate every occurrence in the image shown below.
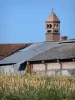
[0,43,31,59]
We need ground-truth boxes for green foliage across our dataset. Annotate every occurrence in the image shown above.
[1,87,75,100]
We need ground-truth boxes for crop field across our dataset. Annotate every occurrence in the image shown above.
[0,74,75,100]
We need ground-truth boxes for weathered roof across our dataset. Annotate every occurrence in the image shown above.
[0,39,75,65]
[28,40,75,61]
[0,42,58,64]
[46,11,60,22]
[0,43,31,59]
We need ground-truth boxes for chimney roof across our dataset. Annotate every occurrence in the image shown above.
[61,36,68,41]
[46,10,60,23]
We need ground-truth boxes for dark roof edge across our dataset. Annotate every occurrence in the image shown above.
[0,63,16,66]
[28,57,75,63]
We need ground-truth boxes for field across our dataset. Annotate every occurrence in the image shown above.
[0,74,75,100]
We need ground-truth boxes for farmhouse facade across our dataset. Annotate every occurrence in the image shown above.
[0,11,75,76]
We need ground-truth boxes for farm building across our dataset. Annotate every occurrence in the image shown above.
[0,11,75,75]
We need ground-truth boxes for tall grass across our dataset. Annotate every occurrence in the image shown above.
[0,74,75,100]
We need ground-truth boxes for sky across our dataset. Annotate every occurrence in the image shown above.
[0,0,75,43]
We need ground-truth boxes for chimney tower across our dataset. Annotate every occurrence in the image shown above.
[45,10,60,42]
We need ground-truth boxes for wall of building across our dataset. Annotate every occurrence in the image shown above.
[0,65,14,74]
[0,62,27,74]
[14,63,27,74]
[0,61,75,75]
[61,62,75,75]
[31,62,75,76]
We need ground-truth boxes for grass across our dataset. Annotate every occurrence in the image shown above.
[0,74,75,100]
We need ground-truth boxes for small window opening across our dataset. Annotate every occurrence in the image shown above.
[47,30,51,32]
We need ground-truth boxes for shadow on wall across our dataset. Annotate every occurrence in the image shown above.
[19,62,26,71]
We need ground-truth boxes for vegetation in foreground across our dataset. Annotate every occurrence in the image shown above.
[0,74,75,100]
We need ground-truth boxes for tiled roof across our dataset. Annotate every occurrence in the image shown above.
[0,43,31,59]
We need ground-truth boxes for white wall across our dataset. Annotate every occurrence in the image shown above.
[0,63,27,74]
[32,62,75,76]
[47,63,60,70]
[0,65,14,74]
[33,64,45,72]
[62,62,75,69]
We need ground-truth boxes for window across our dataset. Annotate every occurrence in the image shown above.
[54,24,59,28]
[54,30,58,32]
[47,24,50,29]
[47,24,52,29]
[50,24,52,28]
[57,24,58,27]
[47,30,51,32]
[54,24,56,27]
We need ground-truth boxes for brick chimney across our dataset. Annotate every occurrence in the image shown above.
[61,36,67,41]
